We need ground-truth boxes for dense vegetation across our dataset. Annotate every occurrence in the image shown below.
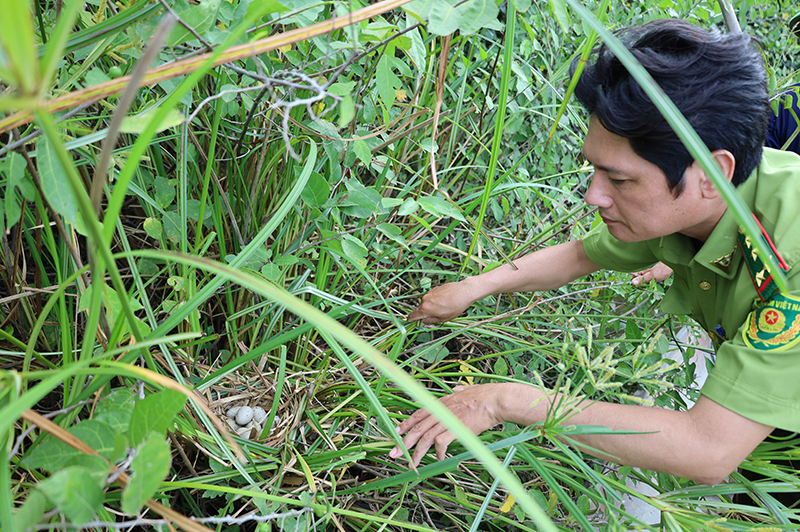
[1,0,799,530]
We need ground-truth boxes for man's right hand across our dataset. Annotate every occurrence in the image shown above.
[407,280,478,324]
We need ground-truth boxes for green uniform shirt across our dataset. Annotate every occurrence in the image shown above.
[582,148,800,432]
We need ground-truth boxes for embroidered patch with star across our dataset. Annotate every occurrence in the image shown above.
[743,293,800,350]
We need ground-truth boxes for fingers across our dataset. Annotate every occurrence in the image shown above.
[407,301,448,324]
[406,282,473,324]
[388,384,498,468]
[631,263,674,286]
[631,271,652,286]
[652,263,674,282]
[389,408,451,467]
[406,307,425,322]
[407,301,442,324]
[434,432,456,462]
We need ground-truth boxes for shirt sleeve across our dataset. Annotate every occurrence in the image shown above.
[581,222,660,273]
[702,292,800,433]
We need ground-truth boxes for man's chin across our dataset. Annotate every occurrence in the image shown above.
[606,225,642,243]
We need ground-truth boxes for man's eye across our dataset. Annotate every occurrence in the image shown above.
[608,178,626,185]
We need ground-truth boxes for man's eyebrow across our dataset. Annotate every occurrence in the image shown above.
[582,151,626,175]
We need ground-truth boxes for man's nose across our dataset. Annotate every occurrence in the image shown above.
[585,172,613,209]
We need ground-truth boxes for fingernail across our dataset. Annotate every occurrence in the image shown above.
[632,278,640,286]
[389,447,399,458]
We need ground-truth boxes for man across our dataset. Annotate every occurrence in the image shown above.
[389,19,800,489]
[632,82,800,286]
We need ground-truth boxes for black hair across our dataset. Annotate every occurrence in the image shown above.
[573,19,768,195]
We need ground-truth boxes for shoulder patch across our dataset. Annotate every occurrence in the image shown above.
[743,293,800,350]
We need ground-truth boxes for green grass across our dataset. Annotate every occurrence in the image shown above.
[1,0,799,530]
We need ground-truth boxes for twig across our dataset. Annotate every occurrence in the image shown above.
[10,399,95,457]
[168,431,198,476]
[0,104,92,158]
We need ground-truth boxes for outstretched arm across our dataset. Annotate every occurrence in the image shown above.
[390,383,773,485]
[408,239,601,324]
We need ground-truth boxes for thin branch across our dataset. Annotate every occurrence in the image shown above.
[10,399,96,457]
[0,104,92,158]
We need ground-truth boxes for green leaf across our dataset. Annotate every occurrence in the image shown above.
[418,196,465,221]
[127,389,187,447]
[38,465,105,525]
[185,199,207,222]
[338,95,355,127]
[143,217,164,239]
[327,81,356,97]
[512,0,531,13]
[457,0,500,35]
[120,109,186,135]
[380,197,403,210]
[548,0,570,32]
[353,139,371,165]
[414,341,448,363]
[162,211,181,243]
[84,68,111,88]
[78,284,143,333]
[13,488,48,532]
[261,263,282,282]
[405,0,436,19]
[153,176,176,209]
[168,0,223,46]
[376,223,408,249]
[398,198,419,216]
[94,388,136,435]
[36,136,79,225]
[376,54,401,109]
[274,254,298,266]
[225,246,272,270]
[341,235,368,269]
[121,432,171,515]
[427,0,463,36]
[138,259,160,277]
[339,181,382,218]
[168,276,185,292]
[300,172,330,208]
[494,357,508,377]
[625,320,642,341]
[278,0,324,26]
[24,420,117,471]
[234,0,287,20]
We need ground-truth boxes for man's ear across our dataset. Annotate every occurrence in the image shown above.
[697,149,736,199]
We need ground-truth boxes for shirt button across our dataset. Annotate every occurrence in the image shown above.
[699,281,712,291]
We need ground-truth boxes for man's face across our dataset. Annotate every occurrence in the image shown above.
[582,117,709,243]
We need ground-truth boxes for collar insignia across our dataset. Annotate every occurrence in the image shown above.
[709,251,734,273]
